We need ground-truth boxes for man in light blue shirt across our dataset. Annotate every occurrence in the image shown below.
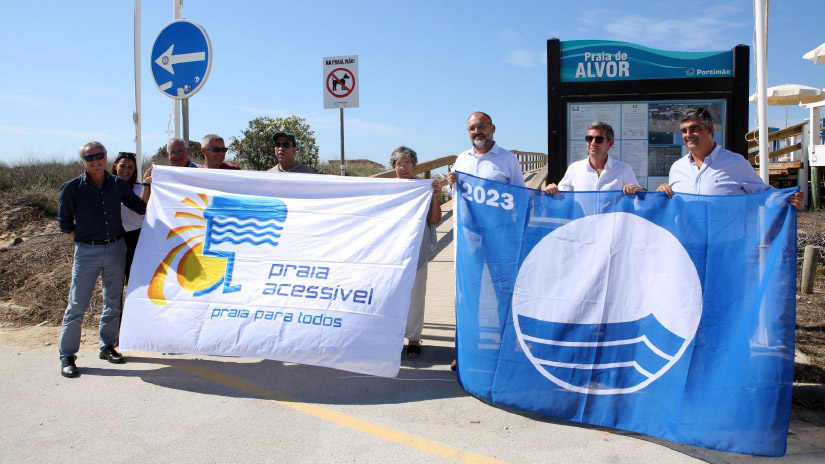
[656,107,802,208]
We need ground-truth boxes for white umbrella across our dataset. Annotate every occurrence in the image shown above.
[803,43,825,65]
[749,84,825,126]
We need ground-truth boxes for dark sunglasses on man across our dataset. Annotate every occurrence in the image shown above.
[273,141,293,148]
[207,147,228,153]
[83,152,106,162]
[585,135,606,144]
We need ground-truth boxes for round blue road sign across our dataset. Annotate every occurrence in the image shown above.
[151,19,212,99]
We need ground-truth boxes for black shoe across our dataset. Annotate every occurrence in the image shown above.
[99,346,126,364]
[61,357,79,378]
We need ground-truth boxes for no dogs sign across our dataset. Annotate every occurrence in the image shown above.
[323,55,359,109]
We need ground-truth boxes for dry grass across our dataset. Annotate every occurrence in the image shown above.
[316,160,387,177]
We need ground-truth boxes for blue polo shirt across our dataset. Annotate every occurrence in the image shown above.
[58,171,147,243]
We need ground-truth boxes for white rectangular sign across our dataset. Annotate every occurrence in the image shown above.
[120,166,432,377]
[323,55,359,109]
[812,145,825,167]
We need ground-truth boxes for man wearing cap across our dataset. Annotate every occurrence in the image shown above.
[656,107,803,208]
[545,121,643,194]
[57,141,147,378]
[268,131,316,173]
[200,134,241,170]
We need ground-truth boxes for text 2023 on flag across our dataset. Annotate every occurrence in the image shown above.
[454,173,797,456]
[120,166,434,377]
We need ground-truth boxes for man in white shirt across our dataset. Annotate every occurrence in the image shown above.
[447,112,525,195]
[545,122,643,194]
[656,107,802,209]
[447,111,524,372]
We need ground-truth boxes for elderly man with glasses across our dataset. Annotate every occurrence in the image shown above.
[267,131,315,173]
[656,107,803,209]
[57,141,147,378]
[140,137,200,190]
[166,137,200,168]
[200,134,241,170]
[545,121,643,194]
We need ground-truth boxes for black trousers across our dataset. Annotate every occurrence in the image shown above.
[123,228,141,284]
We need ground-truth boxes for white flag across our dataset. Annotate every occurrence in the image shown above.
[120,166,433,377]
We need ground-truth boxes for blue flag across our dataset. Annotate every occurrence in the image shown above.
[454,173,797,456]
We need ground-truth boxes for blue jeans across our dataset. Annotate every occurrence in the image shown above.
[59,239,126,359]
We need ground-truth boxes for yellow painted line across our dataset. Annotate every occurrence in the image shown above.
[172,362,503,464]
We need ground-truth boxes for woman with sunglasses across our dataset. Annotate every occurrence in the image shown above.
[111,152,144,283]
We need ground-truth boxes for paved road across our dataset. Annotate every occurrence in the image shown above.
[1,204,823,463]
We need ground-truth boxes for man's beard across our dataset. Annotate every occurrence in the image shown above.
[472,136,491,150]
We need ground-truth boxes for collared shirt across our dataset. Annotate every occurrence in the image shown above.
[669,144,771,195]
[448,142,526,197]
[268,162,316,174]
[186,159,201,168]
[558,155,639,191]
[59,171,147,242]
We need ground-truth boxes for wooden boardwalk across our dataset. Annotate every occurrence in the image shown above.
[417,200,457,356]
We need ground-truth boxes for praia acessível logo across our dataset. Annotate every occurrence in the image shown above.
[511,212,703,395]
[148,194,287,305]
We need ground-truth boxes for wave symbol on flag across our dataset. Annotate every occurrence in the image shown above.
[511,212,702,395]
[198,195,289,295]
[209,217,284,247]
[517,313,686,391]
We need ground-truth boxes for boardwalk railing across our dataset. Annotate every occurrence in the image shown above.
[371,155,457,188]
[746,121,807,177]
[370,151,549,190]
[512,150,548,173]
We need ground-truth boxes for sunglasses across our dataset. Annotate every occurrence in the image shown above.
[585,135,606,144]
[117,152,136,159]
[207,147,228,153]
[83,152,106,162]
[274,141,293,148]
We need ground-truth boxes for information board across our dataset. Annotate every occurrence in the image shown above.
[547,39,749,186]
[567,100,725,189]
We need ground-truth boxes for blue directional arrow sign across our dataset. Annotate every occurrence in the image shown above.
[151,19,212,99]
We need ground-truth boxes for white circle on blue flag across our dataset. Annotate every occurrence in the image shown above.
[511,212,702,395]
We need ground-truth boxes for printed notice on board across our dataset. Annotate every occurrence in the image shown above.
[621,140,648,178]
[621,104,648,139]
[570,104,621,140]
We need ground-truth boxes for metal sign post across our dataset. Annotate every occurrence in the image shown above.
[340,108,345,176]
[323,55,359,176]
[182,98,190,144]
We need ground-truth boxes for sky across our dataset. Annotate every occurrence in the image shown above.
[1,0,823,167]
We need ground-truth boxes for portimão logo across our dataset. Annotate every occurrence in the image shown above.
[148,194,288,305]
